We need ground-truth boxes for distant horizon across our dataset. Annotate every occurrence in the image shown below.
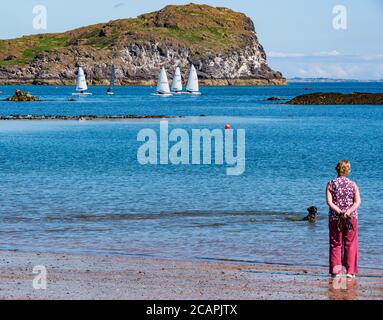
[287,77,383,81]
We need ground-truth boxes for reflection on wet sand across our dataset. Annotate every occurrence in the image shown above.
[328,277,359,300]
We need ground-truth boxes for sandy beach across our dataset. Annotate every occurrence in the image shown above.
[0,250,382,300]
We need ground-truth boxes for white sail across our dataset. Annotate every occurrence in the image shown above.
[157,67,171,94]
[171,67,183,93]
[76,67,88,92]
[186,64,199,93]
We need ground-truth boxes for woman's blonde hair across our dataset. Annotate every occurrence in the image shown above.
[336,160,351,176]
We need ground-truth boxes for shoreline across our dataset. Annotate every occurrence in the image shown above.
[0,250,382,300]
[0,79,288,86]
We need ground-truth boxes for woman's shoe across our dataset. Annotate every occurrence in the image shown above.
[331,274,342,278]
[346,274,356,279]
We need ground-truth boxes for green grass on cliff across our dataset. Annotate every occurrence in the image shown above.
[0,36,67,66]
[0,4,251,67]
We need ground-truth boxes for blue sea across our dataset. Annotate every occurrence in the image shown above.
[0,83,382,269]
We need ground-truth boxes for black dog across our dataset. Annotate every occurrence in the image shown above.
[303,206,317,223]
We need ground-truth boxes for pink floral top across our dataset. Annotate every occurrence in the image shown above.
[328,176,358,220]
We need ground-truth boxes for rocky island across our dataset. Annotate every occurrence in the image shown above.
[0,4,285,86]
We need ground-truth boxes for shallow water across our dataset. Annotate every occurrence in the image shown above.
[0,83,382,269]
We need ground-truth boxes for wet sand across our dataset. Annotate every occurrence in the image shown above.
[0,250,382,300]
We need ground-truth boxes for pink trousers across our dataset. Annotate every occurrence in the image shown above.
[329,218,358,275]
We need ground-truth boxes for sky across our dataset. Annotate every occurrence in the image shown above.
[1,0,382,79]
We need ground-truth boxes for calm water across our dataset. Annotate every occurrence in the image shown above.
[0,83,382,269]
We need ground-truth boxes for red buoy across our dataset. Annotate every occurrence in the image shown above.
[225,124,231,130]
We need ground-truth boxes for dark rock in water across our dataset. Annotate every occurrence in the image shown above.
[0,114,181,120]
[266,97,282,101]
[6,89,39,102]
[287,92,383,105]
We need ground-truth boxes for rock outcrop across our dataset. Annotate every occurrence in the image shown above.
[287,92,383,105]
[6,89,39,102]
[0,4,285,86]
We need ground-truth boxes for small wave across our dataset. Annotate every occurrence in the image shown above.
[5,210,322,223]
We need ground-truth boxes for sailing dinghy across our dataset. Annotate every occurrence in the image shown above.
[185,64,201,95]
[107,65,115,95]
[72,67,92,96]
[171,67,183,94]
[153,67,172,97]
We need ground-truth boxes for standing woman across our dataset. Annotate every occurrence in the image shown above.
[326,160,361,278]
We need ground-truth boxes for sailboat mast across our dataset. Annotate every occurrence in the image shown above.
[110,65,115,87]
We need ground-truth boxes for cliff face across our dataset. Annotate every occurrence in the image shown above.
[0,4,285,85]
